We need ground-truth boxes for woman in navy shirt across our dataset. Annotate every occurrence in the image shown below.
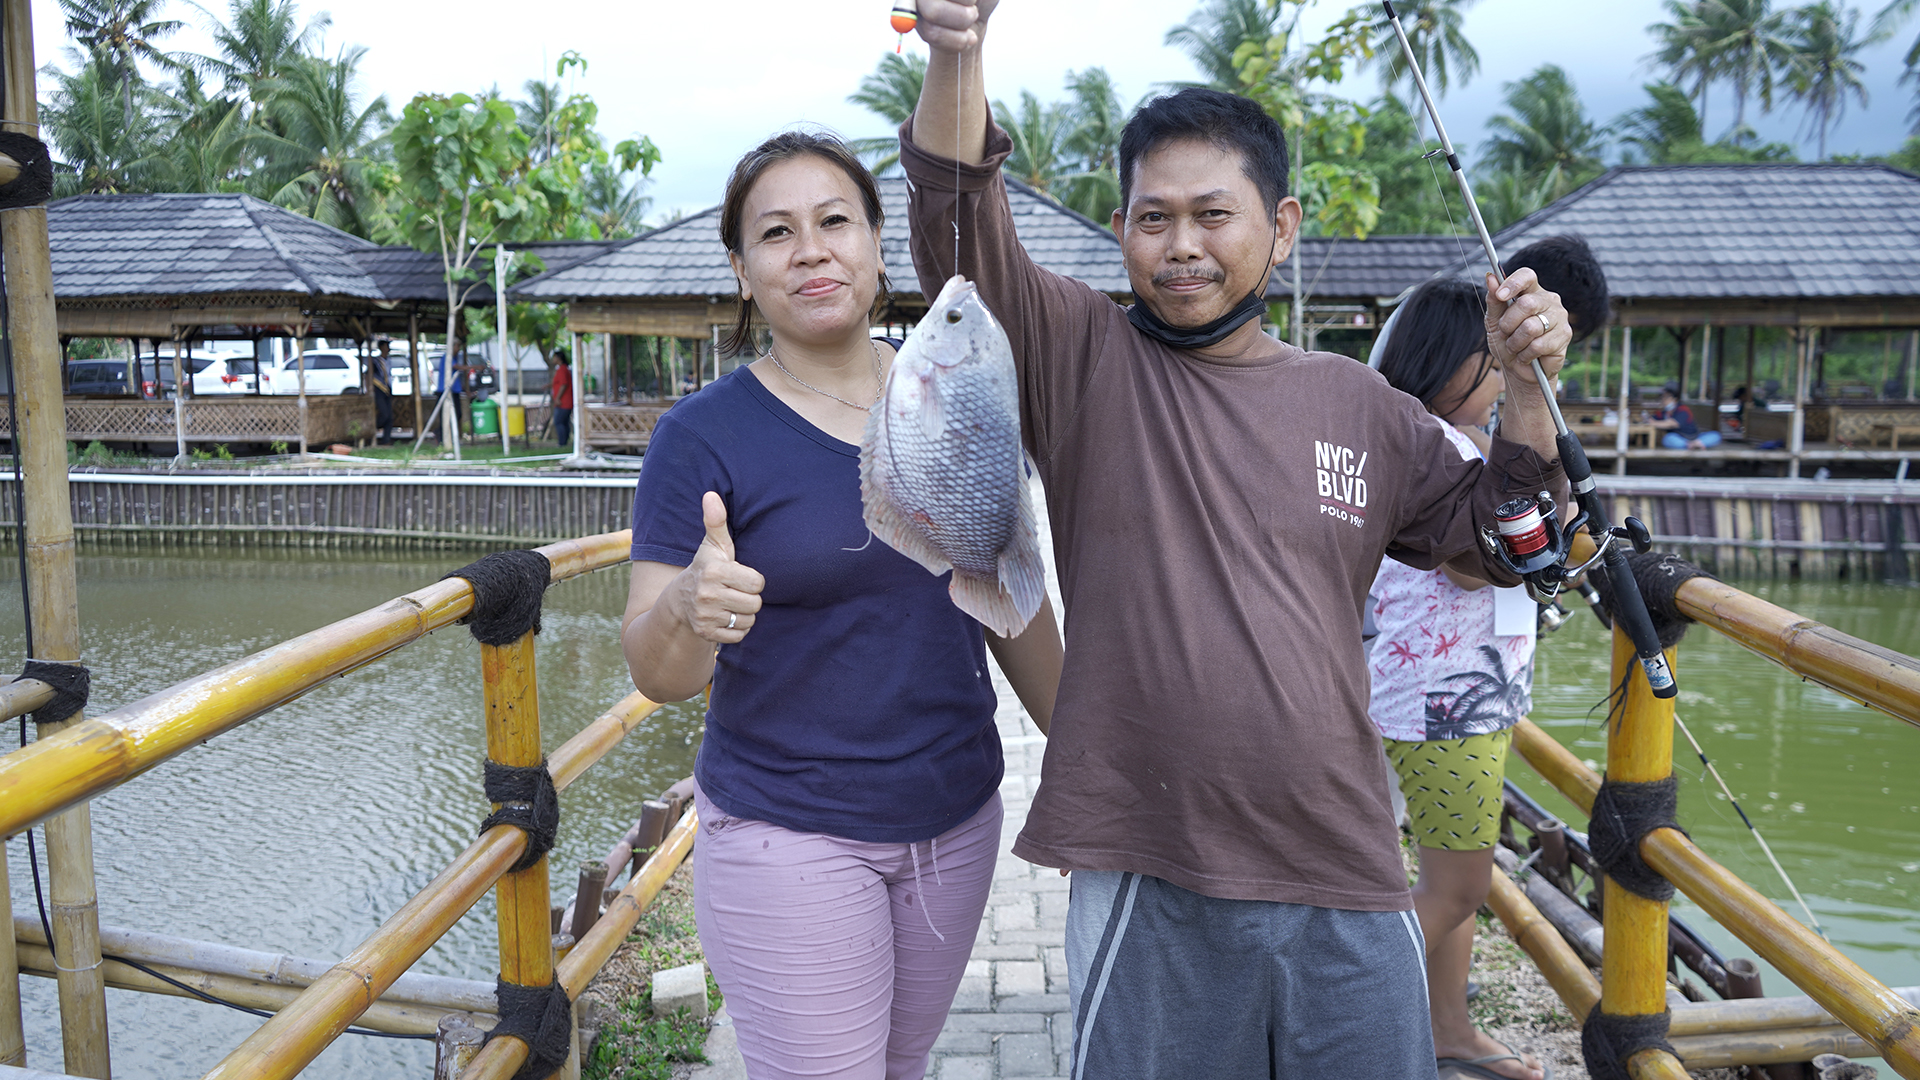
[620,131,1063,1080]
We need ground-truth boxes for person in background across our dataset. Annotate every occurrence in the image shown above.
[434,344,468,438]
[620,130,1064,1080]
[1370,278,1546,1080]
[1649,382,1721,449]
[370,339,394,444]
[1728,386,1751,436]
[550,348,574,448]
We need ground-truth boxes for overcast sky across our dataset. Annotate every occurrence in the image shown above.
[27,0,1920,221]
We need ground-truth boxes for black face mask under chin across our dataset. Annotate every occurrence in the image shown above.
[1127,288,1271,350]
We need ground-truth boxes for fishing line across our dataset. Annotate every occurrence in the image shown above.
[1386,47,1481,312]
[1673,711,1826,938]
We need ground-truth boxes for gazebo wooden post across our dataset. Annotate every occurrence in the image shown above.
[1906,330,1917,401]
[570,330,586,460]
[1745,327,1757,400]
[409,310,422,438]
[1599,324,1611,404]
[171,334,187,461]
[1698,322,1712,406]
[1789,328,1808,479]
[291,324,308,457]
[2,0,111,1069]
[1616,325,1633,476]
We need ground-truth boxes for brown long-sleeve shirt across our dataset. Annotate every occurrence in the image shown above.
[902,120,1565,909]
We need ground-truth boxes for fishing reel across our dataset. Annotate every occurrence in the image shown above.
[1480,491,1656,608]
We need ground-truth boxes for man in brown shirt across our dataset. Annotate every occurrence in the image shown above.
[906,4,1568,1076]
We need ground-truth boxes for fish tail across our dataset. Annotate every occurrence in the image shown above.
[950,571,1026,638]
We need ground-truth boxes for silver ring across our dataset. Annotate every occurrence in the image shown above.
[726,612,737,630]
[1538,313,1552,334]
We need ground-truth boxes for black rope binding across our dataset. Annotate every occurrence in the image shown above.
[481,759,560,872]
[1590,551,1714,650]
[21,660,89,725]
[483,976,573,1080]
[0,132,54,210]
[1581,1010,1677,1080]
[1589,777,1685,902]
[443,550,552,646]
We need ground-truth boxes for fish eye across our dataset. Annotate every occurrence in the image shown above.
[945,310,962,324]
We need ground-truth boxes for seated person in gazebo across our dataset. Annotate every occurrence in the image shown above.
[1648,382,1721,449]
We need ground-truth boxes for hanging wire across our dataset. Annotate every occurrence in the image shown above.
[1385,46,1485,317]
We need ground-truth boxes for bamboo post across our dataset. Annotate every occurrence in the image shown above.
[1484,862,1599,1022]
[0,844,22,1067]
[570,331,586,461]
[1789,328,1807,479]
[495,248,512,455]
[1616,325,1633,475]
[1599,623,1684,1080]
[482,631,558,1063]
[171,336,187,462]
[409,311,423,441]
[2,0,110,1068]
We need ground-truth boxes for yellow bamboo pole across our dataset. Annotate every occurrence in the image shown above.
[482,632,555,1037]
[462,808,699,1080]
[1484,863,1600,1022]
[1568,531,1920,728]
[1511,718,1920,1077]
[3,0,109,1067]
[0,846,21,1067]
[199,693,660,1080]
[1624,1047,1694,1080]
[0,531,634,840]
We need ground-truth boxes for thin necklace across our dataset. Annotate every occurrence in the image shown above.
[766,340,884,411]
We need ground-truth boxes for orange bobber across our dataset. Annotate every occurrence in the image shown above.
[889,0,917,33]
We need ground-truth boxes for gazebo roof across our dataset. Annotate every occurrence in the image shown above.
[1270,235,1460,304]
[1472,163,1920,304]
[510,176,1131,303]
[50,193,386,301]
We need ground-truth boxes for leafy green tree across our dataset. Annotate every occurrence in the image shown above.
[847,51,926,174]
[1870,0,1919,131]
[515,80,564,162]
[1610,80,1798,162]
[58,0,182,128]
[1710,0,1799,130]
[43,56,165,193]
[256,48,393,235]
[1481,64,1605,206]
[581,161,654,239]
[152,65,253,191]
[1648,1,1723,126]
[191,0,328,108]
[1786,1,1874,158]
[1165,0,1286,89]
[1365,0,1480,111]
[1349,95,1453,235]
[994,90,1074,194]
[1056,67,1126,224]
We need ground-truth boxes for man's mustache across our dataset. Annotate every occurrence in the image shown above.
[1152,267,1226,287]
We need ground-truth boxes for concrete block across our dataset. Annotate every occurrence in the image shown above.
[967,943,1043,961]
[963,959,990,979]
[652,962,710,1021]
[686,1008,744,1080]
[932,1030,993,1054]
[999,1032,1055,1076]
[995,960,1046,998]
[995,993,1074,1013]
[938,1013,1049,1033]
[950,975,991,1012]
[993,902,1038,932]
[936,1054,993,1080]
[1043,946,1069,985]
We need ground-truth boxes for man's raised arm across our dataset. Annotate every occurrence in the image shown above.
[910,0,996,164]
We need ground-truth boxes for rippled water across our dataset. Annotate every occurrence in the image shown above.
[1,548,1916,1077]
[1,547,704,1078]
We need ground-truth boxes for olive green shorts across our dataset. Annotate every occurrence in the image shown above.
[1383,729,1512,851]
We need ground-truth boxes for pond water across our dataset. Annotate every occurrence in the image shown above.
[0,549,1915,1077]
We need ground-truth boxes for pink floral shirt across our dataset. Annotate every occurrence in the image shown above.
[1367,421,1536,742]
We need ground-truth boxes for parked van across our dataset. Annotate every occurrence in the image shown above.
[67,360,176,397]
[261,351,363,396]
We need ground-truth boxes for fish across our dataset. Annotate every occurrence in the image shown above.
[859,274,1047,637]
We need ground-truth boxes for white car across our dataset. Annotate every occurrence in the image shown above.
[187,354,262,395]
[262,351,364,396]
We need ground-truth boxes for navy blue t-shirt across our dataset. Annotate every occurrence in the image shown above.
[630,366,1002,843]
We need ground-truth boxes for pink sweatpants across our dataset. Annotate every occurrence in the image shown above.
[691,781,1002,1080]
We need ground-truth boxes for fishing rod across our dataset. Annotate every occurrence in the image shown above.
[1380,1,1676,698]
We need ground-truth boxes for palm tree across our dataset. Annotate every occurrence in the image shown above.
[1612,81,1706,163]
[845,51,925,174]
[1706,0,1798,131]
[1869,0,1919,132]
[152,65,253,191]
[994,91,1074,195]
[58,0,183,129]
[43,56,166,194]
[1481,65,1605,204]
[1786,1,1873,159]
[255,48,392,237]
[1367,0,1480,105]
[581,161,653,239]
[194,0,329,103]
[1056,67,1126,225]
[516,80,564,163]
[1647,1,1720,127]
[1164,0,1288,89]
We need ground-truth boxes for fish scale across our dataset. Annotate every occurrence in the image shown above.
[859,274,1046,637]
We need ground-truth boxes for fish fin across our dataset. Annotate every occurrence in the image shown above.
[950,570,1026,638]
[998,517,1047,633]
[917,371,947,440]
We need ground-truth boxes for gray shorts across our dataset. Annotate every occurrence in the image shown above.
[1065,871,1438,1079]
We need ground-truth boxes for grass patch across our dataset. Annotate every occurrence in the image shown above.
[581,864,722,1080]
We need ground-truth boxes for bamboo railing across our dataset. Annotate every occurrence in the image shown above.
[1510,562,1920,1077]
[0,527,704,1079]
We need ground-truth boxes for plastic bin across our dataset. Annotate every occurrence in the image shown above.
[505,405,526,437]
[472,397,500,435]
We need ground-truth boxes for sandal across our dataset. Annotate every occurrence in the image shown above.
[1438,1039,1552,1080]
